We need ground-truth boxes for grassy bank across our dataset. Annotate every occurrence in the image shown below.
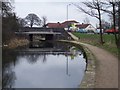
[72,32,118,56]
[3,38,29,49]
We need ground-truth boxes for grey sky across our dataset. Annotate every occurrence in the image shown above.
[14,0,109,27]
[15,0,86,2]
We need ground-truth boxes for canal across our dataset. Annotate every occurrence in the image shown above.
[2,41,87,88]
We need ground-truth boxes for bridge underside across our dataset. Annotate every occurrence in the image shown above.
[29,34,54,41]
[15,31,61,41]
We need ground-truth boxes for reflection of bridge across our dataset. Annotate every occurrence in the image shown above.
[15,31,61,41]
[15,27,72,41]
[17,49,73,55]
[16,41,82,56]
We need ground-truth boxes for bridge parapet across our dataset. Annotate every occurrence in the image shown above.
[18,27,65,32]
[16,27,73,41]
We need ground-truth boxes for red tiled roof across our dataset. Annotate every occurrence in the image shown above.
[76,24,90,29]
[47,20,79,28]
[47,23,64,28]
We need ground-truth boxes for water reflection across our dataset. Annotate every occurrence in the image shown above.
[3,41,87,88]
[2,50,17,88]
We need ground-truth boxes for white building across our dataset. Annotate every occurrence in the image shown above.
[76,23,96,33]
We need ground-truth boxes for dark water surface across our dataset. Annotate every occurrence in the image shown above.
[3,41,87,88]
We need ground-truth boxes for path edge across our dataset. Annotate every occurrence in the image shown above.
[58,40,96,88]
[79,43,96,88]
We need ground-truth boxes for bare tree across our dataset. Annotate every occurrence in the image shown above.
[100,1,119,44]
[2,1,19,43]
[73,0,105,44]
[25,13,41,27]
[109,1,118,44]
[101,19,111,30]
[83,17,90,24]
[1,0,14,17]
[108,12,118,28]
[118,1,120,49]
[18,18,27,27]
[41,16,47,27]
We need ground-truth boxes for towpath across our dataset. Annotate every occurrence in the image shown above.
[68,32,118,88]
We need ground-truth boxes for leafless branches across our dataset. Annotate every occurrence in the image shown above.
[73,0,104,44]
[41,16,47,27]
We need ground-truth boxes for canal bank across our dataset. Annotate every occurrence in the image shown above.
[3,38,29,49]
[59,40,96,88]
[60,40,118,88]
[67,32,118,88]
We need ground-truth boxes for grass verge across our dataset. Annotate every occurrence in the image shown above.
[3,38,29,49]
[72,32,118,56]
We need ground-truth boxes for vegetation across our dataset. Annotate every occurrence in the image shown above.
[6,38,29,49]
[73,0,107,44]
[18,18,27,27]
[25,13,41,27]
[19,15,47,28]
[100,1,119,45]
[73,0,119,46]
[118,1,120,59]
[73,0,120,57]
[1,1,47,48]
[1,1,29,48]
[2,1,20,44]
[41,16,47,27]
[72,32,118,56]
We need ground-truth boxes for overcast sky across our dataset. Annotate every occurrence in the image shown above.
[14,0,109,27]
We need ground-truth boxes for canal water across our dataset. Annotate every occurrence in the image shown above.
[3,41,87,88]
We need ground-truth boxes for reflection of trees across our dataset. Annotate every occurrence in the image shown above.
[18,54,47,64]
[69,43,88,64]
[3,66,16,88]
[83,51,88,71]
[19,41,87,64]
[27,54,47,64]
[3,50,17,88]
[26,55,39,64]
[43,54,47,63]
[83,51,87,60]
[3,50,19,67]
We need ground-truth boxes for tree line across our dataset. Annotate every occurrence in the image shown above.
[19,14,47,28]
[1,1,47,44]
[2,1,19,43]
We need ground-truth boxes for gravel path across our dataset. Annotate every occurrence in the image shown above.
[68,32,79,41]
[80,43,118,88]
[68,32,118,88]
